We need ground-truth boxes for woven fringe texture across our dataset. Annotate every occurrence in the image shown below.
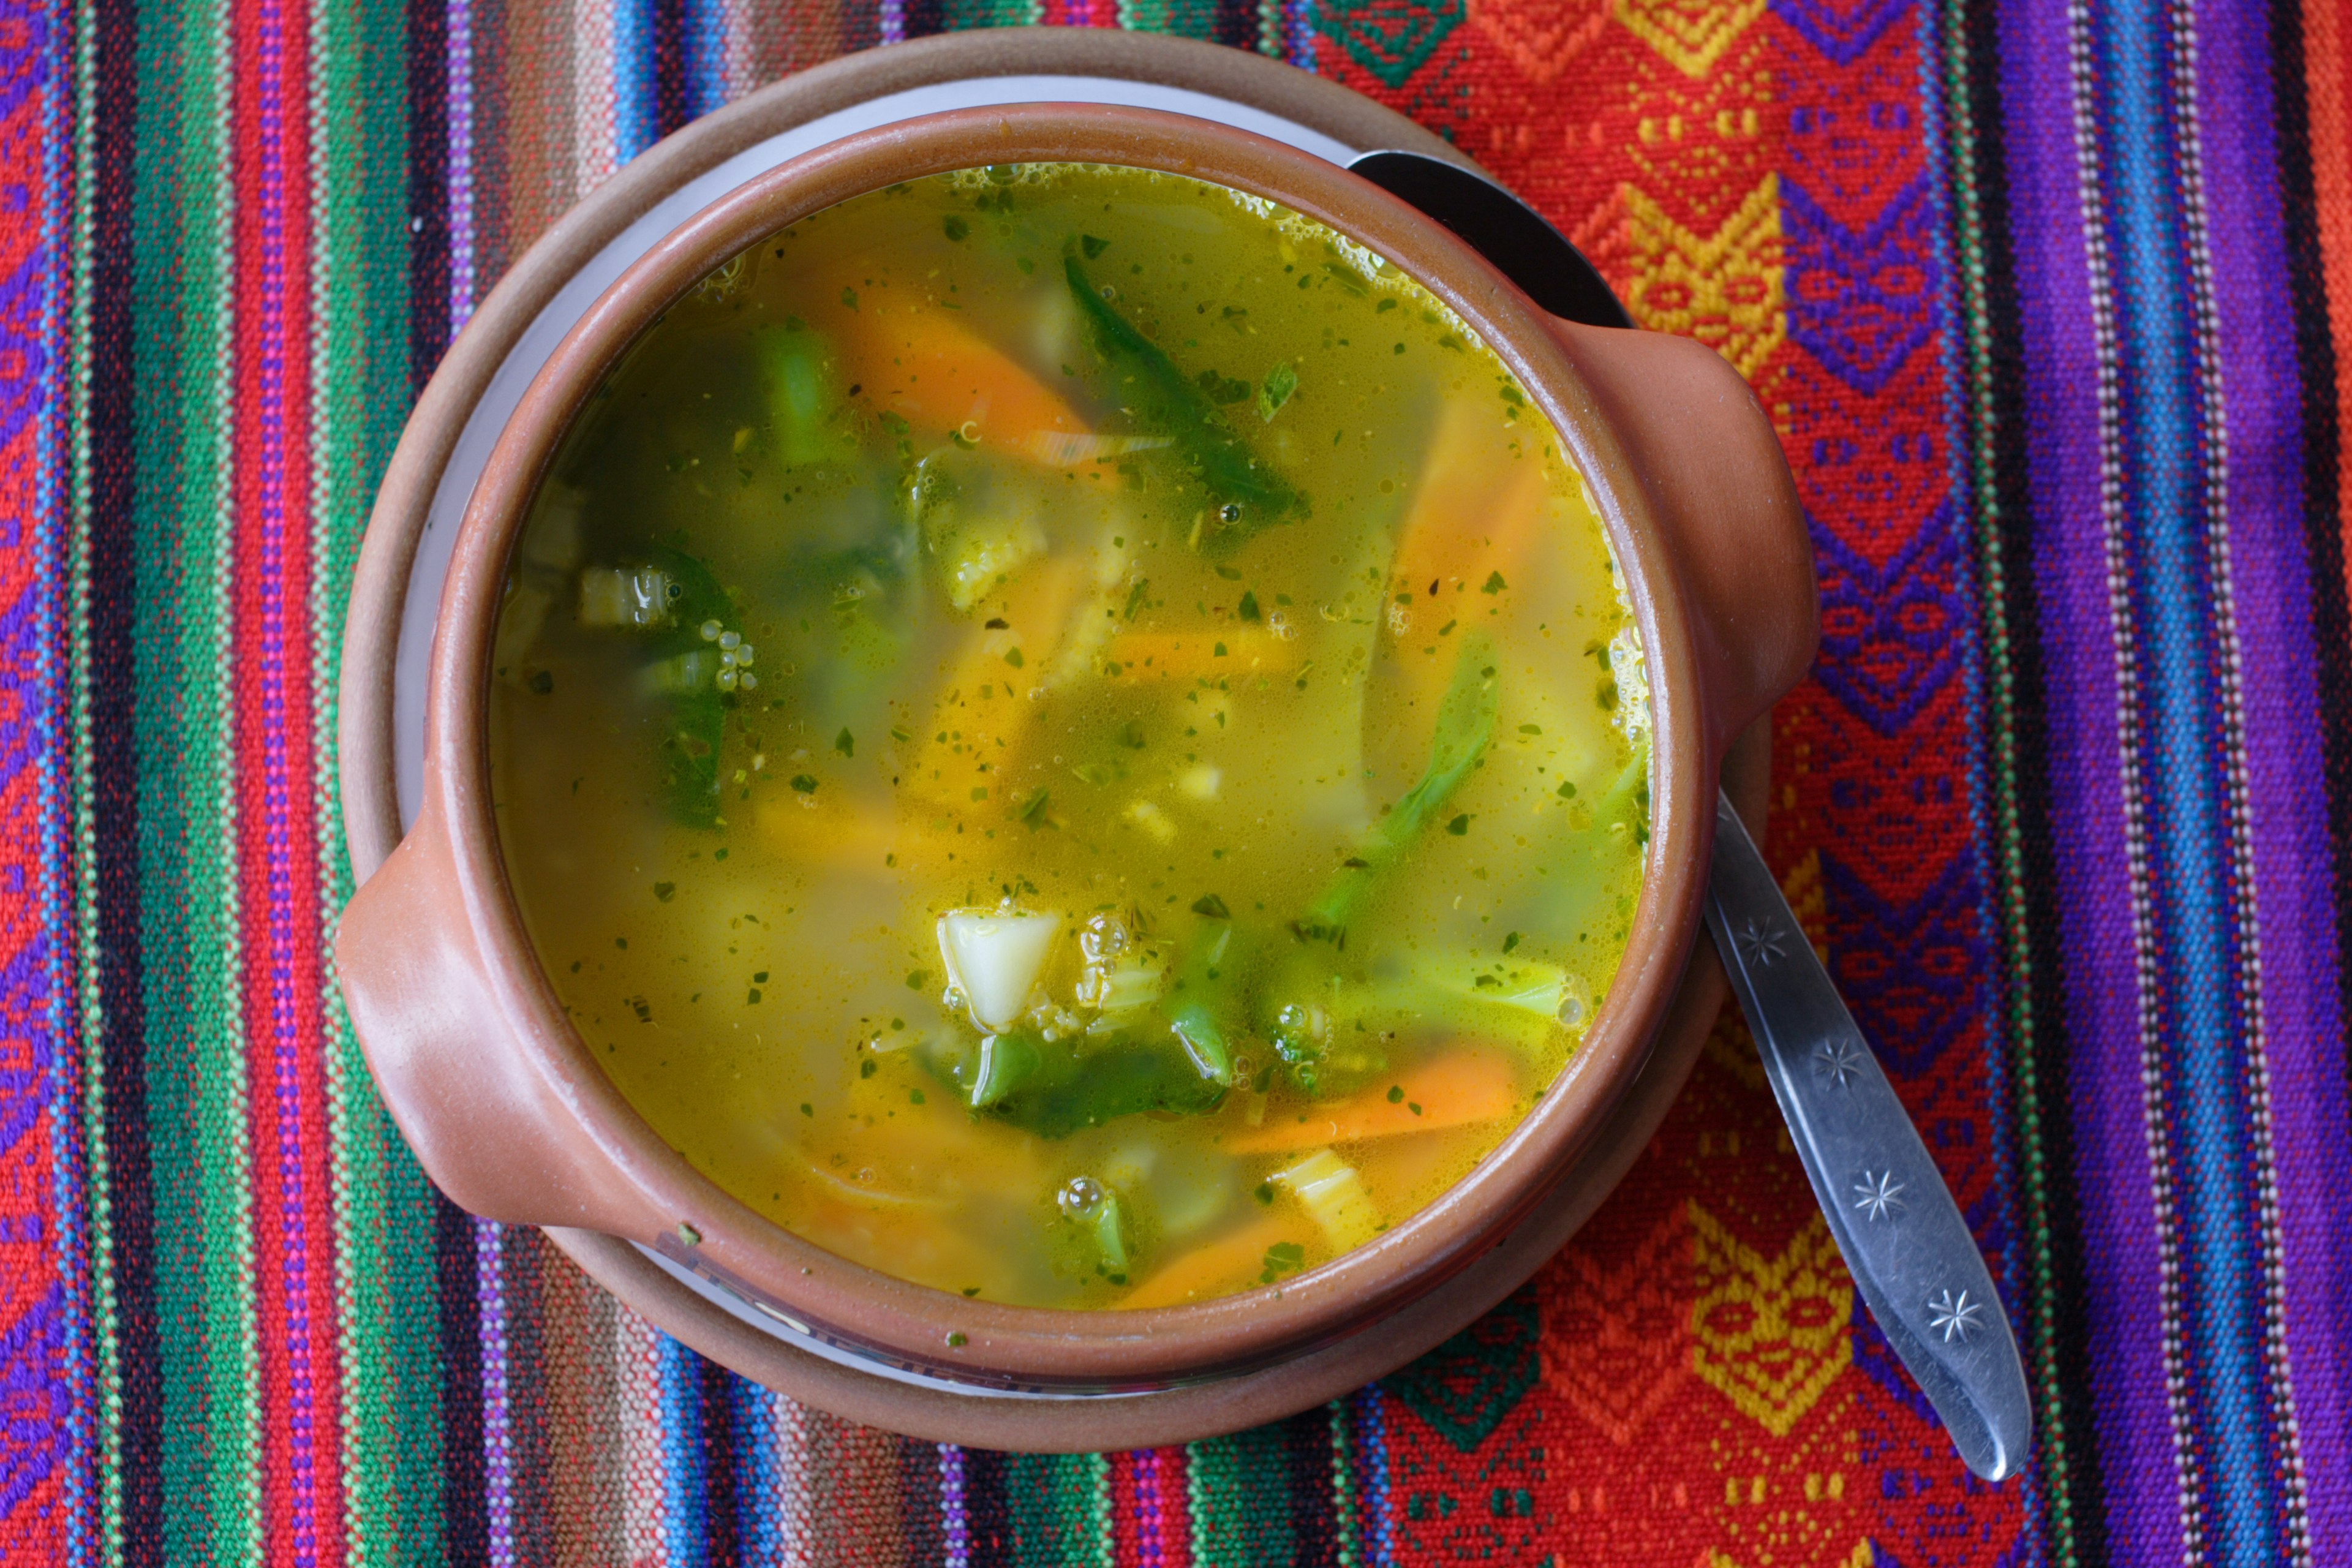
[4,0,2350,1559]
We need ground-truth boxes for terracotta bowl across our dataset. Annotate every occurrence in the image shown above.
[336,104,1814,1431]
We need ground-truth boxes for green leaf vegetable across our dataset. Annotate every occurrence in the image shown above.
[938,1028,1227,1139]
[1064,254,1300,552]
[1298,637,1501,944]
[594,543,737,829]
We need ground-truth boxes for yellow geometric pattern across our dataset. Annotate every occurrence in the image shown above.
[1623,175,1787,381]
[1713,1544,1875,1568]
[1615,0,1770,76]
[1689,1205,1853,1434]
[1781,847,1828,962]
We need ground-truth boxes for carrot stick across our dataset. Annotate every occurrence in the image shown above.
[835,304,1090,458]
[900,558,1089,816]
[1387,401,1550,607]
[1227,1047,1518,1155]
[1117,1215,1309,1311]
[1101,628,1300,681]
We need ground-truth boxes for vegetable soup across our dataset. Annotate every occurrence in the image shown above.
[488,162,1650,1310]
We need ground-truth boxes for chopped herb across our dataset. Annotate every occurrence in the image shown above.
[1557,780,1578,799]
[527,669,553,695]
[1504,932,1521,953]
[1446,813,1471,835]
[1257,361,1297,421]
[1386,1085,1404,1104]
[1005,647,1025,668]
[835,728,854,756]
[908,970,931,990]
[652,881,676,902]
[1196,368,1252,405]
[791,774,818,793]
[1483,571,1508,594]
[946,1331,968,1348]
[1080,233,1110,258]
[1237,590,1261,621]
[1018,788,1052,824]
[943,215,970,241]
[1259,1241,1306,1284]
[1191,894,1232,919]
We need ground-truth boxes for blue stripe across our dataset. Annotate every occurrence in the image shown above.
[612,0,657,164]
[2095,4,2280,1561]
[683,0,728,121]
[1357,1385,1392,1567]
[660,1334,706,1565]
[732,1378,782,1562]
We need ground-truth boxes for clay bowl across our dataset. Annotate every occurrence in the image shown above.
[336,104,1814,1437]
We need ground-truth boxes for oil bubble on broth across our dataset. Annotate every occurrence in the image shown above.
[489,163,1649,1310]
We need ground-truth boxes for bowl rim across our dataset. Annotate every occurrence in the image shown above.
[420,103,1714,1387]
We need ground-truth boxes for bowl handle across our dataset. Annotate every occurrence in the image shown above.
[1545,320,1817,754]
[336,803,642,1229]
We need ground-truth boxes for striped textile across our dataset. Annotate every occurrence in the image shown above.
[2,0,2348,1559]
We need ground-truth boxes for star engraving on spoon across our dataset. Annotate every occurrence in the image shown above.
[1929,1288,1986,1344]
[1735,916,1789,968]
[1853,1170,1907,1222]
[1812,1036,1866,1087]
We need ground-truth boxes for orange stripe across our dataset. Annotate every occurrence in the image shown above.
[2307,0,2352,608]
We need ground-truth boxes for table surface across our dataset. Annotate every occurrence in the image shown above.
[8,4,2351,1564]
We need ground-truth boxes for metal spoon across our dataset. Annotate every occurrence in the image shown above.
[1349,148,2032,1482]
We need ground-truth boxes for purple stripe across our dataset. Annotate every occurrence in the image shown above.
[255,0,322,1553]
[447,0,474,332]
[1994,0,2180,1552]
[42,0,91,1550]
[475,1220,513,1565]
[940,1444,967,1567]
[2195,0,2352,1554]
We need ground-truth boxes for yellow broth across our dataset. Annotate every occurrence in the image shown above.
[489,164,1649,1309]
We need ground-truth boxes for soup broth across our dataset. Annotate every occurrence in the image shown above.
[489,163,1649,1310]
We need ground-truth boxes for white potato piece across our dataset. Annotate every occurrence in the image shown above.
[938,910,1063,1033]
[1272,1149,1381,1251]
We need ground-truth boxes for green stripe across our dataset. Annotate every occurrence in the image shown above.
[65,0,121,1556]
[940,0,1046,24]
[1328,1400,1359,1567]
[1931,0,2077,1558]
[130,0,265,1552]
[308,0,445,1559]
[1003,1454,1110,1564]
[1188,1427,1295,1566]
[1116,1,1221,39]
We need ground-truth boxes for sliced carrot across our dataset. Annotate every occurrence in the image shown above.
[1101,628,1300,682]
[1117,1214,1311,1311]
[1386,399,1550,608]
[899,557,1090,816]
[834,304,1090,458]
[756,794,963,878]
[1227,1047,1518,1155]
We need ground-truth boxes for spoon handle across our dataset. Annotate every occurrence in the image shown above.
[1703,792,2033,1481]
